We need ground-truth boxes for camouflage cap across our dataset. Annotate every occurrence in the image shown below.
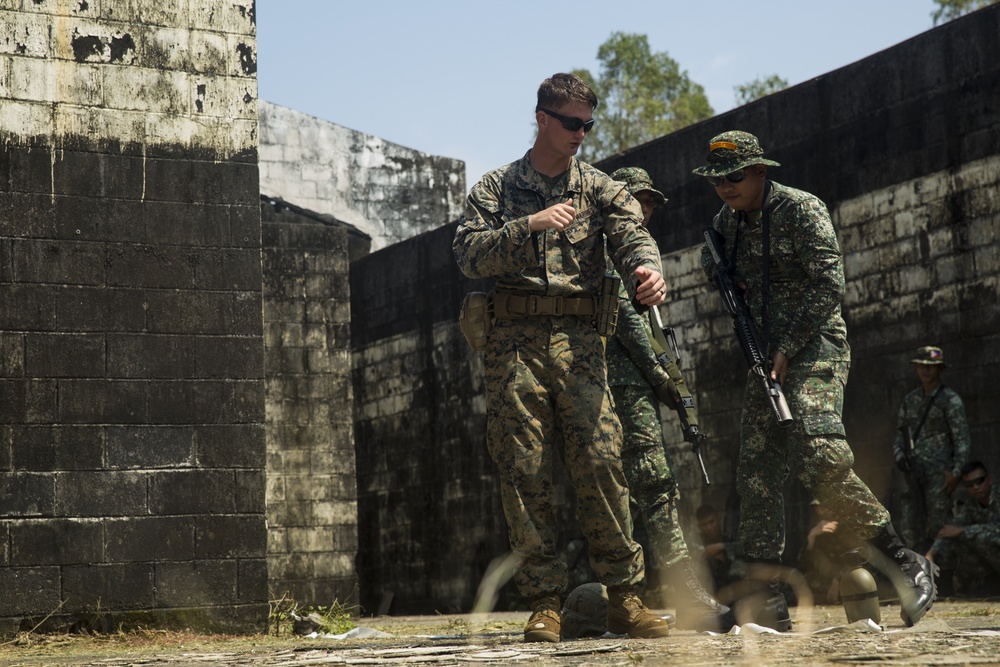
[691,130,780,177]
[610,167,666,207]
[910,345,945,366]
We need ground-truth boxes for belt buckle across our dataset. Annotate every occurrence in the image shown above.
[552,296,564,316]
[527,295,540,315]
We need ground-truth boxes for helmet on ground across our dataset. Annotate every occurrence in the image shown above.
[560,583,608,639]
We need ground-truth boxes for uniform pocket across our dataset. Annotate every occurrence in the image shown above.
[799,412,846,437]
[562,207,600,245]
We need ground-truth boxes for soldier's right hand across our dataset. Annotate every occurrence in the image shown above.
[893,444,911,472]
[652,378,681,407]
[528,198,576,232]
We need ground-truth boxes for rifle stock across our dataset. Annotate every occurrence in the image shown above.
[704,227,793,427]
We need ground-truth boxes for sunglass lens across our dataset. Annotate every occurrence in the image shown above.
[726,170,745,183]
[582,119,595,133]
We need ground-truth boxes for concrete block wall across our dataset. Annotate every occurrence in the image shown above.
[350,6,1000,612]
[258,101,466,253]
[0,0,266,634]
[261,199,360,609]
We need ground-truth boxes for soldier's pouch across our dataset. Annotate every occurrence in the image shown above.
[800,412,847,438]
[459,292,493,352]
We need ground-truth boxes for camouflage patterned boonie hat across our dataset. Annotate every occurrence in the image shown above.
[910,345,945,366]
[610,167,666,207]
[691,130,781,177]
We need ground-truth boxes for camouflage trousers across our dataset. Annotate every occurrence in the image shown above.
[483,317,644,597]
[610,383,690,569]
[932,533,1000,593]
[738,359,890,561]
[892,465,954,552]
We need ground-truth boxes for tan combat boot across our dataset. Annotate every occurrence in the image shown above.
[524,593,561,643]
[606,585,670,639]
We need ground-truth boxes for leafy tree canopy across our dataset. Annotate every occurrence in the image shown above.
[570,32,713,162]
[734,74,789,106]
[932,0,997,24]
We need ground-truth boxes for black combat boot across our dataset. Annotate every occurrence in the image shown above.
[664,558,735,632]
[524,593,561,643]
[734,561,791,632]
[870,523,937,626]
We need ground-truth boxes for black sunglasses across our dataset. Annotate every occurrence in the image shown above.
[538,108,595,134]
[963,474,988,488]
[705,169,747,187]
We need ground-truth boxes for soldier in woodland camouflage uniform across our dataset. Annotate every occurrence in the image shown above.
[453,73,670,643]
[694,131,937,629]
[602,167,732,632]
[893,346,971,552]
[926,461,1000,596]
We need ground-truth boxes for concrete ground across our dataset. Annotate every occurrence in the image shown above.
[1,599,999,666]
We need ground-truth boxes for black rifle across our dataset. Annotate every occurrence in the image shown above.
[651,307,711,485]
[896,425,927,525]
[704,227,793,427]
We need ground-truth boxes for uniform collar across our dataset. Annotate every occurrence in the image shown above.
[515,151,583,197]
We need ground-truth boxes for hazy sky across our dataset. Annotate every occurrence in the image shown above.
[256,0,941,186]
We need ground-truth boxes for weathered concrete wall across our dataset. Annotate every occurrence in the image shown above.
[350,6,1000,614]
[258,101,466,253]
[261,198,363,609]
[0,0,265,634]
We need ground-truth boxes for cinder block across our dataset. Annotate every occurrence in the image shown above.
[63,563,156,609]
[0,567,61,615]
[154,560,238,607]
[0,472,54,516]
[55,471,148,517]
[10,518,102,565]
[195,514,265,558]
[149,469,236,514]
[105,516,196,562]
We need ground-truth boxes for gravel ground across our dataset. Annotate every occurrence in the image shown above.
[1,599,998,666]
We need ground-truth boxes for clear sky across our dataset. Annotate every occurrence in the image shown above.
[256,0,941,187]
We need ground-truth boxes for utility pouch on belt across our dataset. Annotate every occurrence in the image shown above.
[594,273,621,337]
[459,292,493,351]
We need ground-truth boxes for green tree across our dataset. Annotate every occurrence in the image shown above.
[734,74,789,106]
[932,0,997,24]
[570,32,712,162]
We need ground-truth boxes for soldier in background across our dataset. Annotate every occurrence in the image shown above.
[603,167,731,632]
[893,346,971,552]
[926,461,1000,596]
[453,73,669,643]
[694,503,747,599]
[693,130,937,630]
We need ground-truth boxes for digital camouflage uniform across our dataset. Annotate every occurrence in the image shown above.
[453,151,662,598]
[894,384,971,549]
[929,489,1000,593]
[699,179,891,561]
[606,287,689,569]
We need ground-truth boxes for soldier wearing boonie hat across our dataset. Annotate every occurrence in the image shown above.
[894,344,971,563]
[610,167,666,227]
[695,130,939,630]
[605,166,734,631]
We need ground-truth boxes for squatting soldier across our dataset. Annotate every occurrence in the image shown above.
[694,130,937,630]
[601,167,731,632]
[893,345,971,552]
[453,73,670,642]
[926,461,1000,595]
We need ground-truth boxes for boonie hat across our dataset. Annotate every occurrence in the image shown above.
[910,345,945,366]
[610,167,667,207]
[691,130,780,177]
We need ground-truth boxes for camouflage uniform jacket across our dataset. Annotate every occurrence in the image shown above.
[895,384,971,476]
[930,489,1000,554]
[606,276,670,388]
[699,181,850,363]
[453,152,661,299]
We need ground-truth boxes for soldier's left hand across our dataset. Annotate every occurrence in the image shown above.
[634,267,666,306]
[936,523,963,539]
